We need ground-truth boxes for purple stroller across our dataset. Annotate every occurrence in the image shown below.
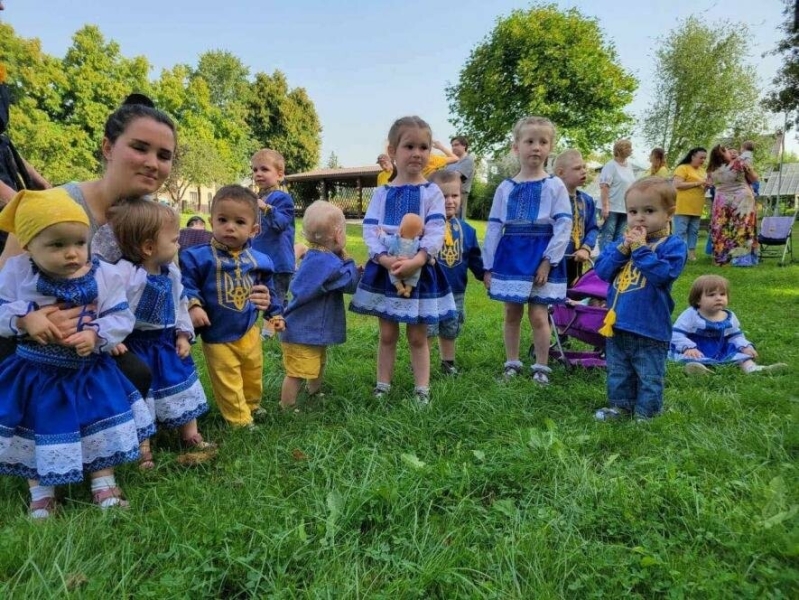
[548,269,609,368]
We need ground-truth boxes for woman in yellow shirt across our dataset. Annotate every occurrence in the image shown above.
[672,147,709,261]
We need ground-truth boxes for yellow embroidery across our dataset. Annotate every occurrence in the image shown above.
[439,219,461,268]
[213,245,254,312]
[570,195,583,250]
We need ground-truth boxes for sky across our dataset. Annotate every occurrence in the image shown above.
[1,0,794,170]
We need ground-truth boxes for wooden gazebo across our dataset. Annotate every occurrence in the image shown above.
[284,165,383,217]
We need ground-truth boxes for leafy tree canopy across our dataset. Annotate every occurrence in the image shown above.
[763,0,799,131]
[641,16,765,165]
[446,4,637,156]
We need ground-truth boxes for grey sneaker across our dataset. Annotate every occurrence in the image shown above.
[252,406,269,422]
[440,361,459,376]
[531,364,552,386]
[503,364,523,381]
[748,363,788,373]
[414,389,430,408]
[373,386,389,399]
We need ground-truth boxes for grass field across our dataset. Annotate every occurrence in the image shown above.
[0,220,796,598]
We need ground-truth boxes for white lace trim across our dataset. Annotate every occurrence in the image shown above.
[489,279,566,303]
[0,419,141,483]
[153,380,209,428]
[351,289,456,322]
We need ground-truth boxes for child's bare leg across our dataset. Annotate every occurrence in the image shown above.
[529,304,551,365]
[138,438,154,470]
[281,375,303,408]
[377,319,400,385]
[503,302,524,361]
[307,376,323,395]
[439,337,456,362]
[90,468,128,509]
[407,323,430,387]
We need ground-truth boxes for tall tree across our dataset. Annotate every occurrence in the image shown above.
[763,0,799,132]
[446,4,636,155]
[641,17,763,164]
[246,70,322,174]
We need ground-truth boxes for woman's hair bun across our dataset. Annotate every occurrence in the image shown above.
[122,93,155,108]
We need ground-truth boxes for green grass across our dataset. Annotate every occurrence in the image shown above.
[0,221,797,598]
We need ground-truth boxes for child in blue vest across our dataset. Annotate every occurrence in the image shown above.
[426,170,484,375]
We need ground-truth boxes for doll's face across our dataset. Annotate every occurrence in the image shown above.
[399,214,423,238]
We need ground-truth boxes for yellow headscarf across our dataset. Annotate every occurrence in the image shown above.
[0,189,90,248]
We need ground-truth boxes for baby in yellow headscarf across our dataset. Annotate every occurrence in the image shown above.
[0,188,154,518]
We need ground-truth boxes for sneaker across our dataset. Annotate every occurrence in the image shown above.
[372,386,388,399]
[684,362,712,375]
[748,363,788,374]
[531,364,552,386]
[440,361,459,376]
[594,406,630,421]
[414,389,430,408]
[502,364,523,381]
[252,406,269,422]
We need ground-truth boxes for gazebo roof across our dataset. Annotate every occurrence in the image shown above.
[760,163,799,197]
[285,165,382,186]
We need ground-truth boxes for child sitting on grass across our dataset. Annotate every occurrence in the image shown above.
[670,274,787,375]
[279,201,360,410]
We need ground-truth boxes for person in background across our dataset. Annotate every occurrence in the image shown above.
[597,139,635,250]
[553,149,599,285]
[445,136,475,217]
[0,0,51,251]
[376,153,394,187]
[250,148,295,338]
[645,147,669,178]
[423,140,458,178]
[178,215,212,249]
[672,147,709,262]
[426,169,484,376]
[738,141,760,196]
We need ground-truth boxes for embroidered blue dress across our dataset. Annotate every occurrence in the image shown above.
[349,183,456,323]
[117,260,209,429]
[0,256,154,485]
[669,307,754,365]
[483,177,573,304]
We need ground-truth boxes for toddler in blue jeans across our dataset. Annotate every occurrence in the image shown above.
[594,177,687,421]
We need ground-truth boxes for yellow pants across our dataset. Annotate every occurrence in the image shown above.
[201,324,263,427]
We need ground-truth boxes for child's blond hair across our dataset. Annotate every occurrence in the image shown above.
[741,140,755,152]
[553,149,583,174]
[688,275,730,308]
[251,148,286,175]
[625,176,676,214]
[512,116,556,143]
[302,200,345,248]
[109,198,179,264]
[428,169,461,187]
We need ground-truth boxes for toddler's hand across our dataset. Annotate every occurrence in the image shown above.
[534,259,551,286]
[176,334,191,359]
[683,348,703,359]
[257,198,268,211]
[249,284,271,310]
[110,342,128,356]
[378,254,398,270]
[573,248,590,263]
[18,308,63,345]
[483,271,492,290]
[190,306,211,328]
[742,346,757,358]
[270,316,286,332]
[64,329,98,357]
